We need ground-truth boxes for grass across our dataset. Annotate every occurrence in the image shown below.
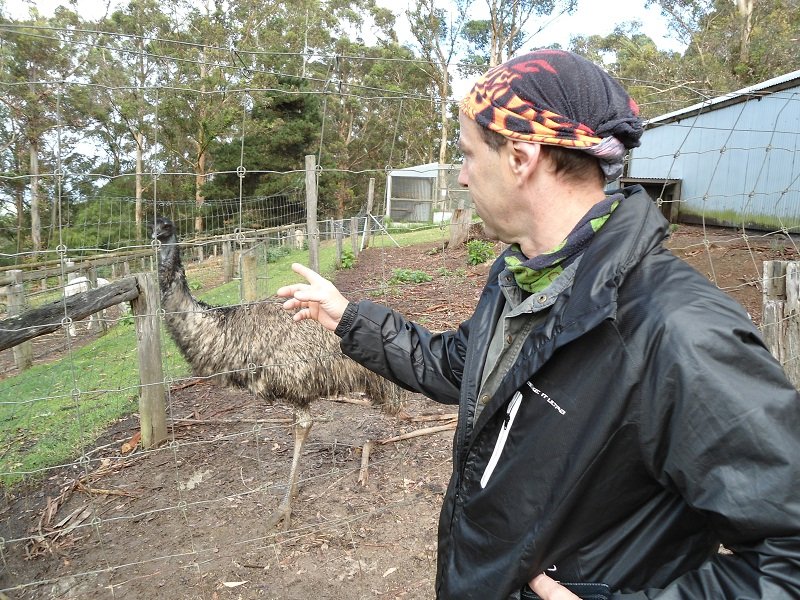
[0,225,452,488]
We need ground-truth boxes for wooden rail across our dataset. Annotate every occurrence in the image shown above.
[0,277,139,351]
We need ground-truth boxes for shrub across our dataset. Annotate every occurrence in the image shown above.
[389,268,432,284]
[340,248,355,269]
[466,240,494,265]
[266,245,291,263]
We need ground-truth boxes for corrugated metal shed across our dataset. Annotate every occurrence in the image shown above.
[386,163,470,223]
[625,70,800,231]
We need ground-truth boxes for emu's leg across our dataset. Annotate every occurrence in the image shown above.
[265,407,312,530]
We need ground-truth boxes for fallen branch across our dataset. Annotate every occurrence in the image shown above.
[169,417,292,426]
[76,482,138,498]
[358,440,373,486]
[378,422,457,445]
[328,397,371,407]
[400,413,457,424]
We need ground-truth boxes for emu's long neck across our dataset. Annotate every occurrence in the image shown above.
[157,236,202,314]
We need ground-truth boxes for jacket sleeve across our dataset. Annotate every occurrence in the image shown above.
[336,299,469,405]
[626,304,800,599]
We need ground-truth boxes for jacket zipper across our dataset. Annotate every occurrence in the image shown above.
[480,391,523,488]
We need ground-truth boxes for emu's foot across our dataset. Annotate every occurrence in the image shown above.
[264,500,292,531]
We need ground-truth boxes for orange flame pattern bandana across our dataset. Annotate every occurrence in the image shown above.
[460,49,643,180]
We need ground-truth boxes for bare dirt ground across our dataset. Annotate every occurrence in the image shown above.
[0,222,794,600]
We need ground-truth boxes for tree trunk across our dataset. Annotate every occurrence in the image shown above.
[195,148,206,233]
[29,141,41,256]
[15,185,24,255]
[736,0,754,67]
[135,130,144,240]
[195,47,208,234]
[438,65,450,220]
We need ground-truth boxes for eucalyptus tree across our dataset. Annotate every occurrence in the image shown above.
[461,0,576,69]
[315,39,436,218]
[570,27,694,119]
[408,0,469,235]
[86,0,178,240]
[149,0,248,232]
[0,7,93,257]
[646,0,799,92]
[189,0,410,222]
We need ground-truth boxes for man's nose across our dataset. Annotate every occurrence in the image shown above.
[457,166,468,188]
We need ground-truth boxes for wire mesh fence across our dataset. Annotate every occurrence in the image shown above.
[1,18,800,600]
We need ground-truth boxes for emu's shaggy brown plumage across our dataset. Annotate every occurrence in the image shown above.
[152,216,401,528]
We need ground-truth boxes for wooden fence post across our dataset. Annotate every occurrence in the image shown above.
[449,198,472,248]
[8,270,32,371]
[222,241,234,283]
[350,216,359,259]
[132,273,167,449]
[762,260,800,389]
[241,250,258,302]
[305,154,319,273]
[335,225,343,269]
[87,266,107,334]
[362,178,375,250]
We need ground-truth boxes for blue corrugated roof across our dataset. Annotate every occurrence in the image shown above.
[646,69,800,127]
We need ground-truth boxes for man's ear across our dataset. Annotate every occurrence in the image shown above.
[507,140,540,182]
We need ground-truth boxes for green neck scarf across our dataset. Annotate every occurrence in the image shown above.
[504,194,622,293]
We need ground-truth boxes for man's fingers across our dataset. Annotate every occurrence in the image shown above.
[281,298,302,311]
[291,262,324,282]
[276,283,306,298]
[528,574,581,600]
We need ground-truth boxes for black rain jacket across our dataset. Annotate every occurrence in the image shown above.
[336,186,800,599]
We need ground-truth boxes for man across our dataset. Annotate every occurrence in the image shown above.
[277,50,800,599]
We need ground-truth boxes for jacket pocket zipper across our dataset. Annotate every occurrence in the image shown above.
[480,391,523,488]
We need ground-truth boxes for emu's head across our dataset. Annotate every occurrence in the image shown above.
[151,216,179,268]
[151,216,177,244]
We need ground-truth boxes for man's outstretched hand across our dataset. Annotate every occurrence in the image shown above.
[276,263,350,332]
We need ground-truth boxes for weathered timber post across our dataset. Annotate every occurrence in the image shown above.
[222,241,234,283]
[305,154,320,273]
[132,273,167,449]
[65,260,76,283]
[362,178,375,251]
[87,266,107,334]
[762,260,800,389]
[241,250,258,302]
[350,216,359,259]
[449,197,472,249]
[8,270,32,370]
[335,225,343,269]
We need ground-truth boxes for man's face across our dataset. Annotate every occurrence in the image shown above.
[457,113,516,243]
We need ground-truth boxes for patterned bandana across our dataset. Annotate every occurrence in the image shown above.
[460,49,643,181]
[504,193,623,293]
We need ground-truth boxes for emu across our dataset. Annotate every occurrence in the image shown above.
[151,216,401,529]
[63,276,110,336]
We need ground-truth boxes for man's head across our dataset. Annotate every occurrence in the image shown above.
[460,49,643,183]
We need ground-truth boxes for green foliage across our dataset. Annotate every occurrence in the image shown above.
[266,244,291,263]
[437,266,466,279]
[389,268,432,284]
[340,248,356,269]
[466,239,494,265]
